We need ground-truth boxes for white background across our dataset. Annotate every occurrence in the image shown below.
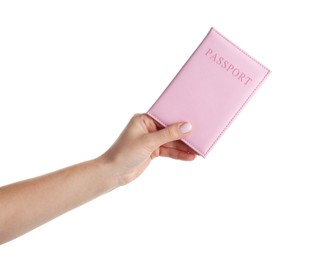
[0,0,310,259]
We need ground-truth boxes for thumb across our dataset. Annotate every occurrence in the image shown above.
[147,122,192,149]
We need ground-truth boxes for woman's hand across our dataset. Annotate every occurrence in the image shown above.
[101,114,196,186]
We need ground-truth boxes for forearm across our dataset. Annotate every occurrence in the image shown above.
[0,155,119,244]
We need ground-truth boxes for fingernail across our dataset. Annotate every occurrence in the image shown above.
[179,123,192,134]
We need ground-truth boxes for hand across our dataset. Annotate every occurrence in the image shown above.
[101,114,196,186]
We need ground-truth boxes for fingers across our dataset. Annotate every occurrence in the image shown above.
[133,114,196,161]
[159,146,196,161]
[162,140,195,153]
[145,122,193,150]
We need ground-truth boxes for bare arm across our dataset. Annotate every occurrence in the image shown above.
[0,158,118,244]
[0,114,195,244]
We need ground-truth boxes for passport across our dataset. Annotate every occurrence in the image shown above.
[147,27,270,158]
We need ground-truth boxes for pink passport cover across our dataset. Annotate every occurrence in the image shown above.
[147,27,270,158]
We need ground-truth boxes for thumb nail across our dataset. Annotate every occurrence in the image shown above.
[179,123,192,134]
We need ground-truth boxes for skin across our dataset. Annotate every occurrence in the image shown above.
[0,114,196,244]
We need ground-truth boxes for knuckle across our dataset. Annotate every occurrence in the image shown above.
[167,127,175,138]
[165,126,178,140]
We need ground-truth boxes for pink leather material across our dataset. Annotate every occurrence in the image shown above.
[147,28,270,158]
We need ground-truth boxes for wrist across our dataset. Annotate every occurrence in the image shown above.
[96,151,139,187]
[94,153,122,192]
